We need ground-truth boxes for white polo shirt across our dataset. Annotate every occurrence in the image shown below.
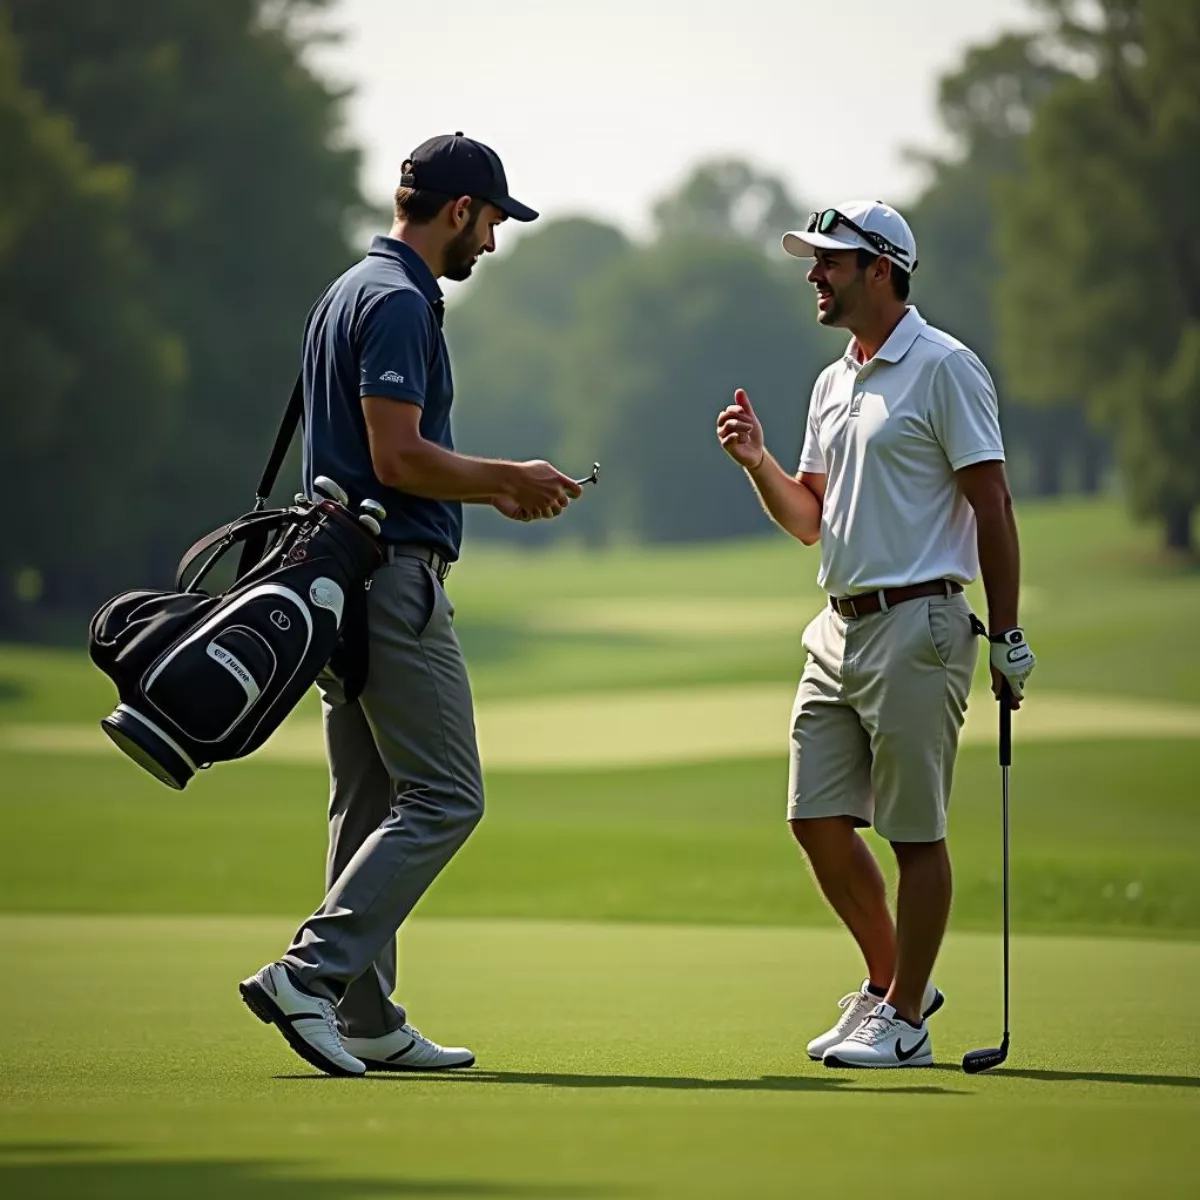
[798,306,1005,597]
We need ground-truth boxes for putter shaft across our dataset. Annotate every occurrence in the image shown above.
[963,684,1013,1074]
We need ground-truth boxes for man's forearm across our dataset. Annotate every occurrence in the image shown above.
[975,498,1021,632]
[746,452,822,545]
[376,438,516,502]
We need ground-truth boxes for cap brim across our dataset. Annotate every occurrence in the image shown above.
[492,194,539,222]
[782,230,870,258]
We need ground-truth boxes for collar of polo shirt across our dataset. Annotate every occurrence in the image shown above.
[368,235,444,306]
[845,306,926,369]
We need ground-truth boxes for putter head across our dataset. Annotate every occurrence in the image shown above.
[962,1034,1009,1075]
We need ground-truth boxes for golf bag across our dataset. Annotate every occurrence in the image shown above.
[88,376,385,790]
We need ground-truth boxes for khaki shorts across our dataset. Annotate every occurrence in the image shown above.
[787,593,979,843]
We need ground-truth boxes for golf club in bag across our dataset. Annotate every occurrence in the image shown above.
[962,681,1013,1074]
[89,375,384,791]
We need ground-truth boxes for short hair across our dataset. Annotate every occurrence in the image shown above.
[393,184,454,225]
[856,249,911,302]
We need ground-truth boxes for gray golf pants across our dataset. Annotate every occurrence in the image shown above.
[282,551,483,1037]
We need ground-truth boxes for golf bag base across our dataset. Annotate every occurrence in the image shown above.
[101,704,196,791]
[89,488,383,791]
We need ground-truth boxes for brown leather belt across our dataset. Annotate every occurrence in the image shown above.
[829,578,962,620]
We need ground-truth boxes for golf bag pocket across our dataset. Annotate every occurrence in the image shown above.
[140,583,320,745]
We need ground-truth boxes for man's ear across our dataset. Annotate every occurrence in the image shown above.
[449,195,473,229]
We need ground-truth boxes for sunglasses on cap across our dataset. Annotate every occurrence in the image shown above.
[807,209,915,270]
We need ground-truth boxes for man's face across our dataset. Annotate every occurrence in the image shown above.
[442,201,507,282]
[806,249,867,327]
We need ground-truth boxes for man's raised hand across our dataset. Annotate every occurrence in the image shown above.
[717,388,766,471]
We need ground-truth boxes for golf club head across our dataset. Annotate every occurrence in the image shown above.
[313,475,350,506]
[962,1035,1009,1074]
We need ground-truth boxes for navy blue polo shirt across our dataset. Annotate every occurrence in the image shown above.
[300,235,460,559]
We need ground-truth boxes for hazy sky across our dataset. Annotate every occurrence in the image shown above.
[309,0,1032,238]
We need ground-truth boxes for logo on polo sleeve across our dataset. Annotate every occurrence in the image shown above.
[379,370,405,384]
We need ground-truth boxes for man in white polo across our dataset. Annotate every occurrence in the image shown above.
[716,200,1035,1068]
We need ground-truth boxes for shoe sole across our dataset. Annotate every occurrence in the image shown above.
[358,1055,476,1072]
[806,990,945,1062]
[239,978,364,1078]
[823,1054,934,1069]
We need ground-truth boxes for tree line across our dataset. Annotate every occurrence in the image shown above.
[2,0,1197,638]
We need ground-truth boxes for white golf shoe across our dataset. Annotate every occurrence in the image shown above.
[342,1024,475,1071]
[806,979,944,1061]
[822,1002,934,1068]
[239,962,366,1077]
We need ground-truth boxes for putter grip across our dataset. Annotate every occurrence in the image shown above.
[999,681,1012,767]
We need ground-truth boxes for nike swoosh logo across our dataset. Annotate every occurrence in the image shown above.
[895,1032,929,1062]
[385,1038,418,1062]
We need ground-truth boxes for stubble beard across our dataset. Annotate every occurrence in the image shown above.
[443,224,481,282]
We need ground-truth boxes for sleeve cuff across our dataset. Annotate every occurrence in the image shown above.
[360,386,425,406]
[951,448,1006,471]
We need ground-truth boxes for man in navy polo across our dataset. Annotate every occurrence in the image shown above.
[241,133,582,1077]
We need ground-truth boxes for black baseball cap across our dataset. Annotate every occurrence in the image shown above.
[400,132,539,223]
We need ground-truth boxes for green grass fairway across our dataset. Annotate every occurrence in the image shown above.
[1,916,1197,1198]
[2,737,1198,936]
[2,496,1198,1194]
[4,498,1200,718]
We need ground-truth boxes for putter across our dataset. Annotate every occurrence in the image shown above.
[573,462,600,487]
[962,681,1013,1075]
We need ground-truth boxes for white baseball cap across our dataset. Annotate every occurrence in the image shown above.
[782,200,918,274]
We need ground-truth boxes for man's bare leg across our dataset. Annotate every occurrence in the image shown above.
[790,816,895,987]
[886,838,952,1024]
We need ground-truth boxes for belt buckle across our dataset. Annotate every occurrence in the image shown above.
[834,595,857,620]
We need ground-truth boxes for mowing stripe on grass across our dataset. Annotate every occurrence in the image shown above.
[3,686,1199,771]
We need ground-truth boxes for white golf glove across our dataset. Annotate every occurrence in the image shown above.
[990,627,1036,700]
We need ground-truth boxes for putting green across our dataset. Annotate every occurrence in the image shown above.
[6,685,1199,771]
[1,915,1196,1197]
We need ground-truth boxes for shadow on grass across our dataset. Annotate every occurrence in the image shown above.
[0,1144,609,1199]
[991,1067,1200,1089]
[919,1064,1200,1088]
[277,1070,966,1096]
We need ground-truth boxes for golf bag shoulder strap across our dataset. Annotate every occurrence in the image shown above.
[253,371,305,508]
[237,371,305,580]
[175,510,293,592]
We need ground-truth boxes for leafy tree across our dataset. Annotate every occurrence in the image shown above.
[907,31,1107,498]
[452,161,834,547]
[6,0,367,591]
[560,238,834,544]
[450,219,632,465]
[0,11,181,635]
[652,159,808,257]
[996,0,1200,550]
[448,217,633,546]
